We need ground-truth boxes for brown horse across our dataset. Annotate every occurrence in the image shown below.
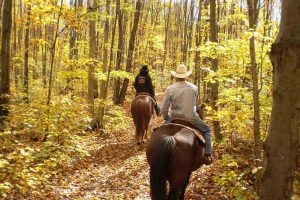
[146,122,205,200]
[131,94,154,147]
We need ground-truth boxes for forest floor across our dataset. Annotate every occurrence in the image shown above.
[43,93,258,200]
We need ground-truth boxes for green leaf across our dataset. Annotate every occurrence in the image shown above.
[0,159,9,169]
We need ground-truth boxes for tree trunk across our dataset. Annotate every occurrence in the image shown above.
[113,0,124,104]
[104,10,117,102]
[42,42,47,88]
[23,5,31,103]
[0,0,13,123]
[97,0,110,128]
[0,0,3,16]
[181,0,188,62]
[187,0,195,63]
[195,0,202,104]
[209,0,222,141]
[17,0,23,53]
[117,0,142,105]
[69,19,76,59]
[88,0,97,127]
[12,0,16,54]
[0,0,3,36]
[100,0,110,100]
[247,0,262,166]
[47,0,63,106]
[12,0,17,88]
[161,0,172,87]
[261,0,300,199]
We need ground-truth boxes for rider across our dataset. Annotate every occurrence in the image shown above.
[134,65,160,116]
[160,64,212,165]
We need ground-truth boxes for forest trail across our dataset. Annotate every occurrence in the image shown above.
[47,93,220,200]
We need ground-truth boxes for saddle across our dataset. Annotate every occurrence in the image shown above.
[136,92,156,104]
[159,119,205,144]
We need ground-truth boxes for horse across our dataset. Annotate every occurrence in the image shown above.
[131,93,154,147]
[146,120,205,200]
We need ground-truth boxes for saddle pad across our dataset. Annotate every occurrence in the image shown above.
[136,94,156,104]
[158,123,205,144]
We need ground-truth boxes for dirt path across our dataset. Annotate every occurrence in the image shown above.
[49,121,215,199]
[49,93,218,200]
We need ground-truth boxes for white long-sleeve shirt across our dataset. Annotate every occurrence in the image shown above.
[160,81,199,121]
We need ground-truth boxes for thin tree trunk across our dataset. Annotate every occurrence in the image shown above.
[0,0,3,37]
[88,0,97,127]
[69,1,77,60]
[104,9,117,101]
[187,0,195,63]
[100,0,110,99]
[209,0,222,141]
[66,0,78,95]
[17,0,22,52]
[23,5,31,103]
[261,0,300,199]
[113,0,124,104]
[13,0,18,89]
[42,42,47,88]
[247,0,262,167]
[181,0,188,62]
[47,0,64,105]
[117,0,143,105]
[162,0,172,87]
[97,0,111,128]
[0,0,13,123]
[195,0,202,104]
[0,0,3,16]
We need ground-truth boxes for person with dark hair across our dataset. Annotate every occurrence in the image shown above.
[134,65,160,115]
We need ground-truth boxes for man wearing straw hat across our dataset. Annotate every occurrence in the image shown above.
[160,64,212,165]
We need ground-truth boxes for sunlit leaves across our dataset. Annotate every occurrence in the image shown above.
[110,70,134,81]
[0,159,9,169]
[213,154,258,200]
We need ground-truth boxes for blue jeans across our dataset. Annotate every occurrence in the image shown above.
[194,117,212,154]
[164,116,212,154]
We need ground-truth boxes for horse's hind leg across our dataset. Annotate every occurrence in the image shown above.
[180,173,191,200]
[144,129,148,142]
[168,187,181,200]
[135,130,140,145]
[139,131,143,149]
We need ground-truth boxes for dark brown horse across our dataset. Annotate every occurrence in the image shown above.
[131,94,154,147]
[146,122,205,200]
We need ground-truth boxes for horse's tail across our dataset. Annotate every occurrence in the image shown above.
[131,97,151,140]
[150,136,176,200]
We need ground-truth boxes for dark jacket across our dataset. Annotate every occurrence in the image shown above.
[134,73,155,97]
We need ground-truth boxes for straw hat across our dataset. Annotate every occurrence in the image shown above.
[171,64,192,78]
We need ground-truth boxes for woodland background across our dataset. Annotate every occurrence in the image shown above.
[0,0,299,199]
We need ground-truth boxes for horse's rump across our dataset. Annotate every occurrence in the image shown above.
[146,123,205,198]
[131,95,153,140]
[147,124,205,173]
